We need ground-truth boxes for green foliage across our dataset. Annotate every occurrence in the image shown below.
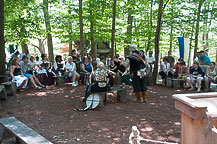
[4,0,217,61]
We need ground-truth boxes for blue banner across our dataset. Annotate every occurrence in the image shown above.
[178,37,184,58]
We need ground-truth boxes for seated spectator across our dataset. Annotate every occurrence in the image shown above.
[193,52,200,63]
[109,60,118,73]
[11,51,20,59]
[20,56,45,90]
[65,56,80,86]
[173,58,184,78]
[37,54,55,86]
[177,61,188,80]
[9,58,28,90]
[186,61,204,92]
[81,56,93,74]
[159,57,173,85]
[28,56,37,74]
[53,55,65,76]
[204,62,217,92]
[199,50,211,70]
[23,49,31,60]
[166,50,175,71]
[92,58,97,71]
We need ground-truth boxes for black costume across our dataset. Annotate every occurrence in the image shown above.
[127,50,148,102]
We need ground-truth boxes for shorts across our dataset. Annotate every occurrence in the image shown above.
[24,73,33,79]
[65,72,78,77]
[187,76,204,81]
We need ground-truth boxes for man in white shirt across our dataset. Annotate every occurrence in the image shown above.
[146,51,155,85]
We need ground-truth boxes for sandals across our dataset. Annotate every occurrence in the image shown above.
[35,86,42,90]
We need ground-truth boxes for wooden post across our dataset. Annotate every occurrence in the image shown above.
[117,89,127,103]
[0,85,7,100]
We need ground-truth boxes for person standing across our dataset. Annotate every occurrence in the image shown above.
[146,51,155,85]
[124,44,150,103]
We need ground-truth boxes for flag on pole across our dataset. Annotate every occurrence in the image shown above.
[178,37,189,63]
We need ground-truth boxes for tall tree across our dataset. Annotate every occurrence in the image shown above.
[68,7,73,55]
[111,0,117,58]
[79,0,84,59]
[0,0,5,75]
[89,1,96,59]
[193,0,205,59]
[153,0,164,85]
[146,0,154,53]
[43,0,54,63]
[124,0,133,57]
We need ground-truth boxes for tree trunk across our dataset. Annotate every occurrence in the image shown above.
[188,25,194,67]
[146,0,153,53]
[32,39,45,54]
[111,0,117,59]
[21,43,28,54]
[193,0,205,59]
[124,0,133,57]
[153,0,164,85]
[169,4,174,51]
[20,26,28,54]
[79,0,84,59]
[90,2,96,59]
[68,8,73,55]
[169,24,173,51]
[39,39,45,54]
[43,0,54,63]
[0,0,5,75]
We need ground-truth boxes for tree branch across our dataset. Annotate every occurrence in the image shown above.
[32,44,39,49]
[163,0,170,12]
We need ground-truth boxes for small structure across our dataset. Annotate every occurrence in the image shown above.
[173,92,217,144]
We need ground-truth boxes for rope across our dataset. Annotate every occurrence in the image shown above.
[138,136,178,144]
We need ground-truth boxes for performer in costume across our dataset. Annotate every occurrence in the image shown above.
[124,44,150,103]
[83,61,114,102]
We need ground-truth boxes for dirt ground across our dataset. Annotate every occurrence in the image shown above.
[0,84,194,144]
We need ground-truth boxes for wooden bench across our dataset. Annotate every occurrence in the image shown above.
[98,87,127,107]
[0,117,53,144]
[54,76,64,86]
[1,82,16,96]
[0,85,7,100]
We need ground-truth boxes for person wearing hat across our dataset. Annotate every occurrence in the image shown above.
[124,44,150,103]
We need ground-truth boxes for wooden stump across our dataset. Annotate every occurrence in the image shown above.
[172,79,180,89]
[0,75,6,84]
[0,85,7,100]
[166,78,172,87]
[99,92,106,108]
[2,82,16,96]
[117,88,127,103]
[54,76,64,86]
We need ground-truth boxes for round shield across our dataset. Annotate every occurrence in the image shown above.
[85,93,100,109]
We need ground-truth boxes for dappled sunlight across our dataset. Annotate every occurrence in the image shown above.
[174,122,181,126]
[149,102,155,106]
[140,126,153,132]
[148,90,157,94]
[159,95,168,98]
